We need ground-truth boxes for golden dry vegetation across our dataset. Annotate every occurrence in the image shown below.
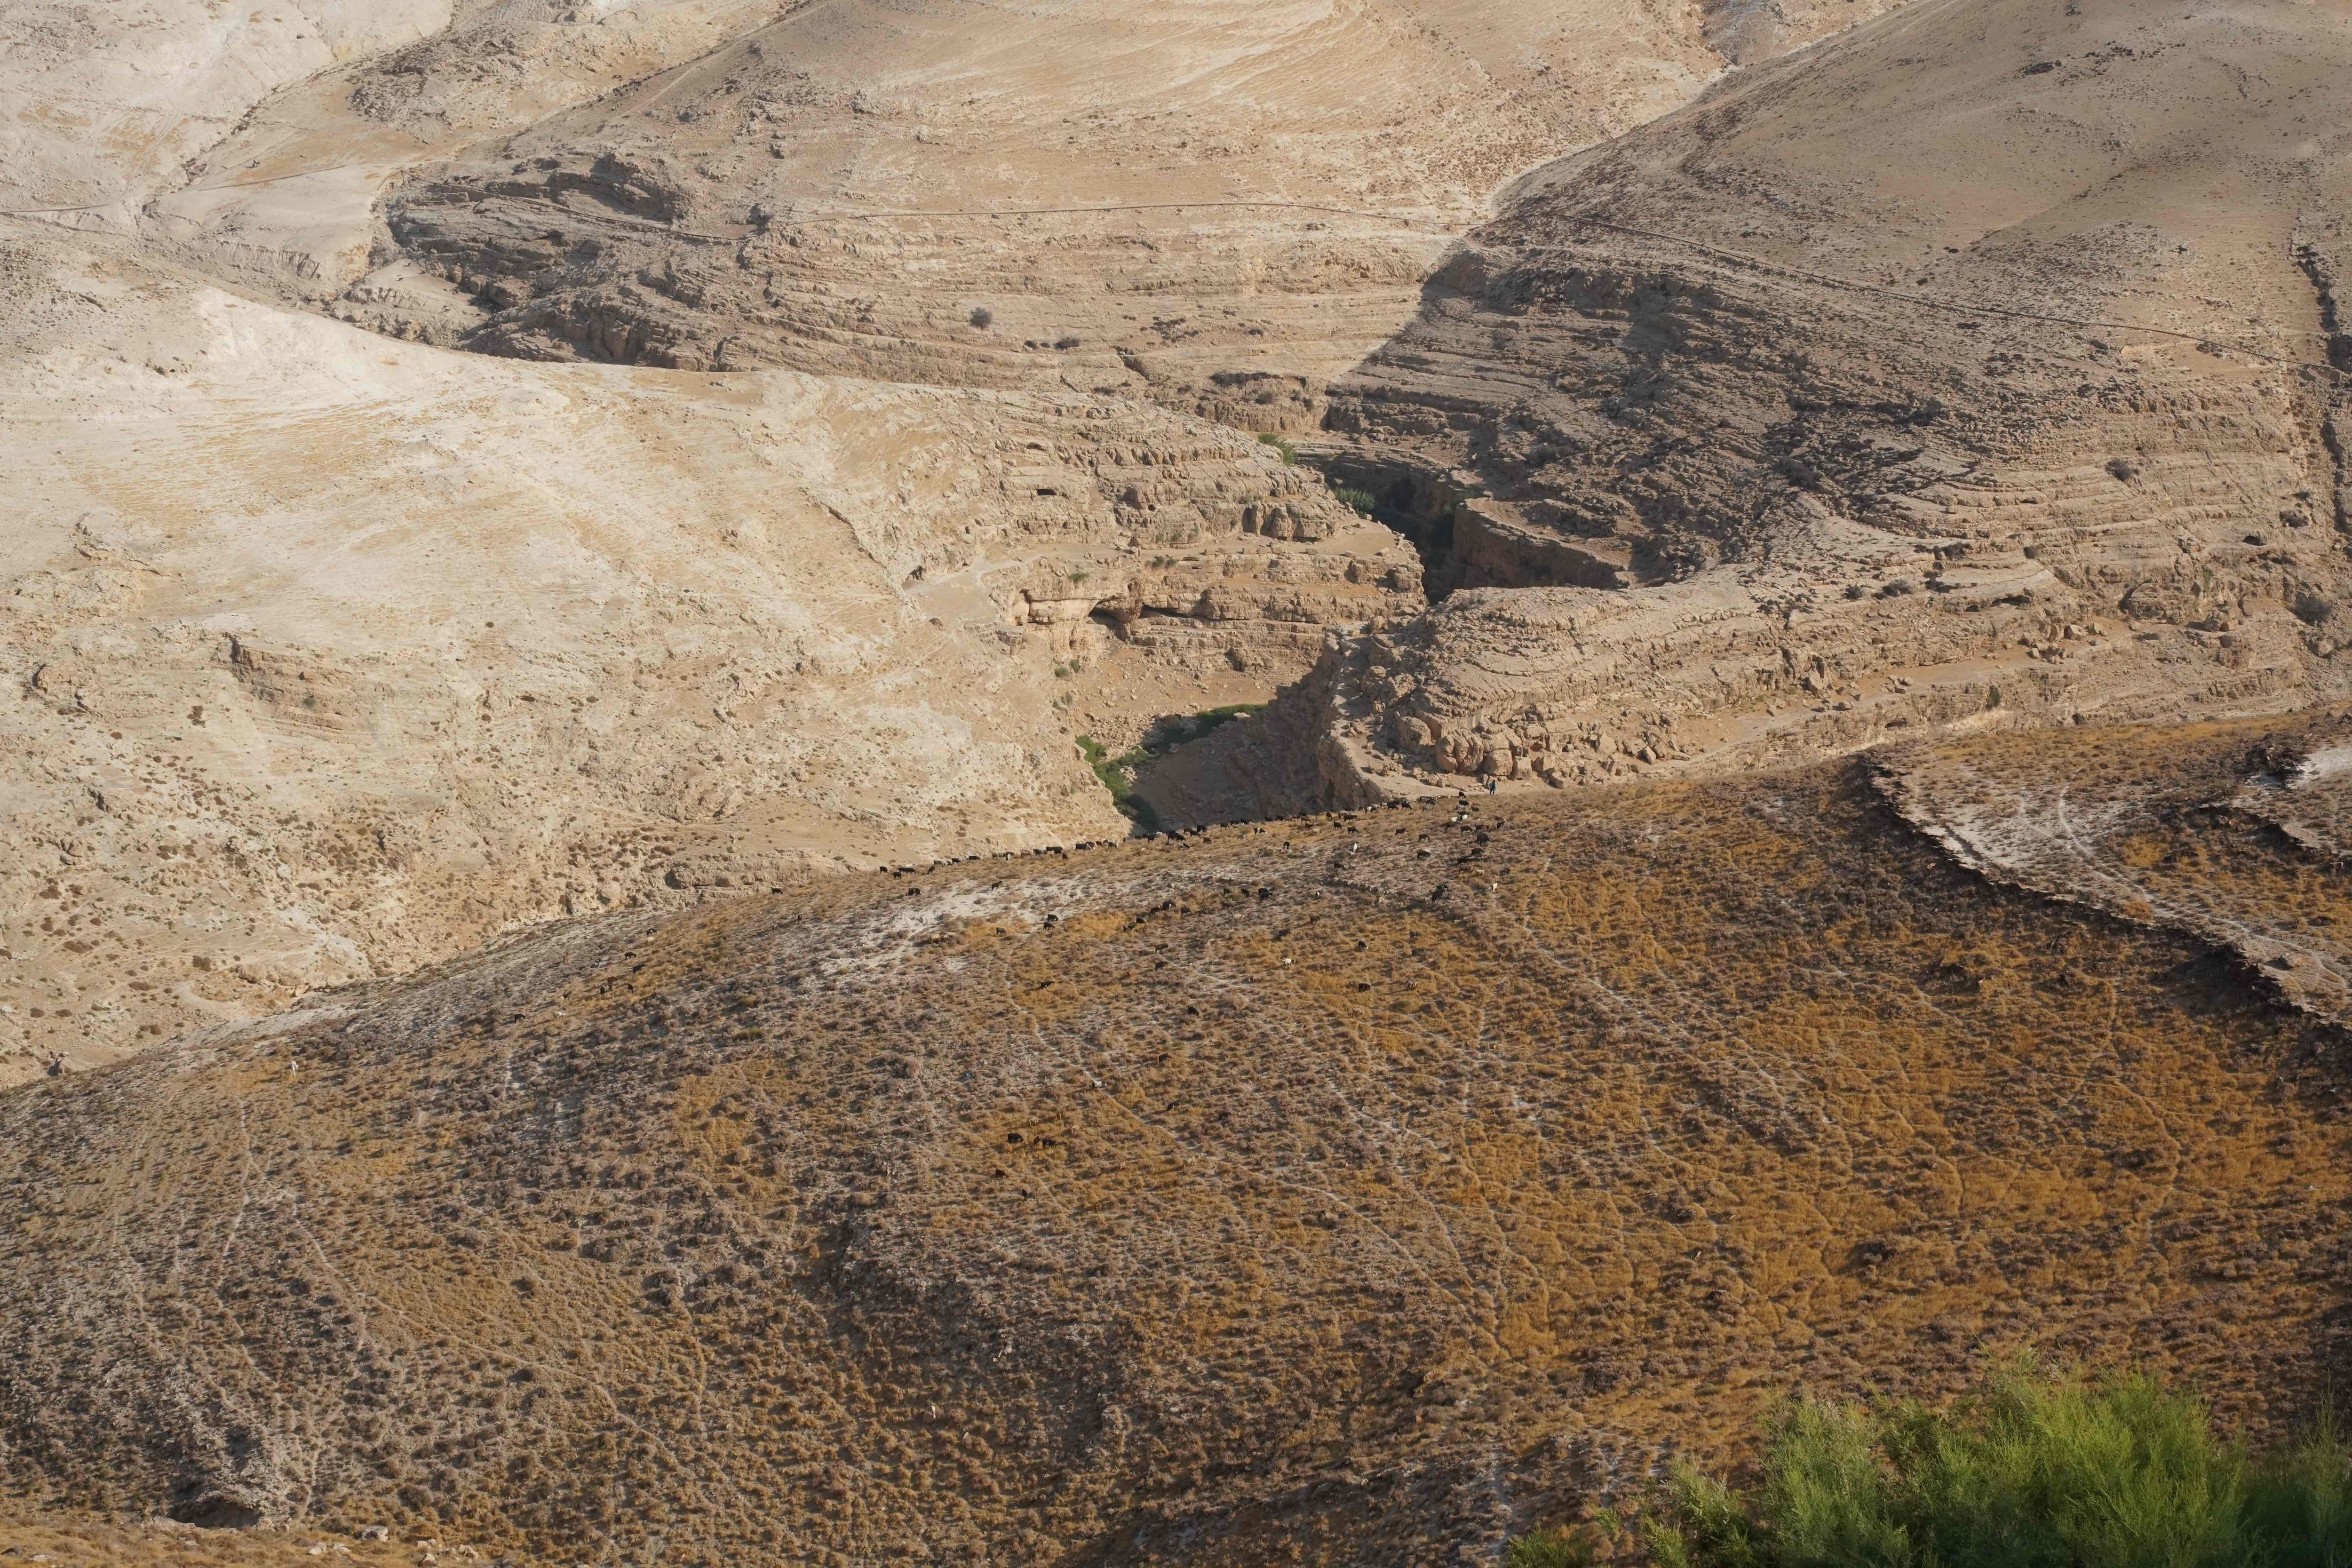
[3,749,2349,1566]
[1882,709,2352,1024]
[0,1511,409,1564]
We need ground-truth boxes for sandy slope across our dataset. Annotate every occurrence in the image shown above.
[0,0,786,239]
[0,0,451,229]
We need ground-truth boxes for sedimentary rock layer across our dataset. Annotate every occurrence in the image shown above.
[1181,0,2352,816]
[0,232,1417,1082]
[355,0,1899,418]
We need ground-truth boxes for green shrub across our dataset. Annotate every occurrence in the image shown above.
[1505,1524,1604,1568]
[1647,1366,2352,1568]
[2245,1417,2352,1567]
[1075,736,1159,832]
[1258,432,1298,465]
[1075,708,1266,831]
[1334,486,1379,514]
[1176,702,1263,739]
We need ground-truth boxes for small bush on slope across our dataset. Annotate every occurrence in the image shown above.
[1506,1524,1605,1567]
[1646,1367,2352,1568]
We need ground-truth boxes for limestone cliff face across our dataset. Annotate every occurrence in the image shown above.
[1205,0,2352,815]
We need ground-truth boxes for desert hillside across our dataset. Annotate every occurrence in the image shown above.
[1,221,1427,1081]
[1,0,1901,1081]
[333,0,1897,414]
[7,0,2352,1560]
[1152,0,2352,820]
[5,722,2349,1564]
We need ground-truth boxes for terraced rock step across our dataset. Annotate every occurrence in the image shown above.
[1211,0,2352,810]
[356,0,1896,409]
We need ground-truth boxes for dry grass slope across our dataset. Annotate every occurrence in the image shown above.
[0,1511,407,1565]
[4,737,2349,1565]
[1883,709,2352,1023]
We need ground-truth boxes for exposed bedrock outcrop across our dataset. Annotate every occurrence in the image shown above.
[1159,0,2352,819]
[350,0,1905,420]
[0,233,1420,1082]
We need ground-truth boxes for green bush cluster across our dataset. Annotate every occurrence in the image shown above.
[1171,702,1264,740]
[1638,1367,2352,1568]
[1508,1525,1605,1568]
[1076,707,1264,832]
[1076,735,1144,799]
